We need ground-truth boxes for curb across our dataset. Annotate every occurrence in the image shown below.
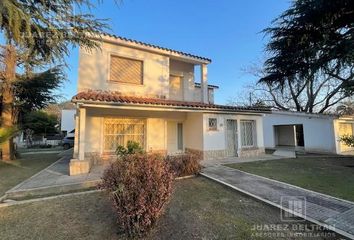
[0,190,102,208]
[221,165,354,205]
[4,179,101,201]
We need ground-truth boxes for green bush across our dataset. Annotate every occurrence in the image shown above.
[115,141,144,158]
[99,153,174,237]
[340,135,354,147]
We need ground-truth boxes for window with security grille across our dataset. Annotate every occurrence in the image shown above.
[110,55,143,84]
[104,118,145,151]
[240,120,256,147]
[208,118,217,131]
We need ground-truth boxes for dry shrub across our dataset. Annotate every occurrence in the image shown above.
[167,152,202,177]
[98,153,174,237]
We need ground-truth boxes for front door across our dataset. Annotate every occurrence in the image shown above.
[167,122,183,154]
[226,119,238,157]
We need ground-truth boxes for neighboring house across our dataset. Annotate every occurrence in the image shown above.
[60,109,76,136]
[263,111,354,154]
[69,33,269,175]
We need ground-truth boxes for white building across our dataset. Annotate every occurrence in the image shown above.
[69,34,268,175]
[263,111,354,154]
[61,109,76,136]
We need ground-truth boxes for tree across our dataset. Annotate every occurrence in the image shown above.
[230,62,350,113]
[22,111,58,136]
[14,66,65,124]
[0,0,109,160]
[260,0,354,113]
[336,101,354,116]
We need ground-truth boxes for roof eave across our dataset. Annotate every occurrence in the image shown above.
[72,99,269,114]
[89,33,211,65]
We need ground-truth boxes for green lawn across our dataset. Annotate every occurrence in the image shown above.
[226,156,354,202]
[0,177,339,240]
[0,153,60,196]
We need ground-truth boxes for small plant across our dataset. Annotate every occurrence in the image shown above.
[99,153,174,237]
[115,140,144,157]
[340,135,354,147]
[167,152,202,177]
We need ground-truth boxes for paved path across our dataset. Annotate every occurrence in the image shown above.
[201,154,285,167]
[201,165,354,239]
[4,155,105,201]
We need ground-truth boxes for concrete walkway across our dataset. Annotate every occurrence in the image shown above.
[4,155,105,201]
[201,154,285,167]
[201,165,354,239]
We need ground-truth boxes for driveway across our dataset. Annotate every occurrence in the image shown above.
[201,165,354,239]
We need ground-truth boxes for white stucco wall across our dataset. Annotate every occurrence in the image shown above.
[81,106,265,155]
[78,43,209,102]
[184,113,204,151]
[263,112,337,153]
[202,113,264,151]
[78,42,170,98]
[83,107,187,154]
[169,59,195,102]
[61,110,76,132]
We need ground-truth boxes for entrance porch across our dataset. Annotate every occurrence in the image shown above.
[69,105,205,175]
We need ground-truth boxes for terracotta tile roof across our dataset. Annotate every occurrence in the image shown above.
[72,90,271,113]
[98,33,212,63]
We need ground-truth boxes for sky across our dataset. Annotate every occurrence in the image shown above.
[58,0,290,104]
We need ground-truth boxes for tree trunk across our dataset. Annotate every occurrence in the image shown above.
[1,45,16,161]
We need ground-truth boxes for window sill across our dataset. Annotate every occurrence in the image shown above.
[107,80,144,86]
[241,146,258,150]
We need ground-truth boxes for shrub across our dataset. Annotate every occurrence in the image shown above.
[340,135,354,147]
[99,153,174,237]
[115,140,144,157]
[167,152,202,177]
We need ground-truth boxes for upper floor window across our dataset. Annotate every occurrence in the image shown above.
[110,55,143,84]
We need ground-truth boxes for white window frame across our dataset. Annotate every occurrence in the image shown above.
[240,120,256,148]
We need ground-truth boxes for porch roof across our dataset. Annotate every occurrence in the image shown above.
[72,90,271,113]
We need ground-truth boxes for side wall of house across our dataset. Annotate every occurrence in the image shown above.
[169,59,195,102]
[263,113,337,153]
[60,110,76,132]
[184,113,204,152]
[78,42,170,98]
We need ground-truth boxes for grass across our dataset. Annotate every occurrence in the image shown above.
[0,153,60,196]
[226,156,354,202]
[0,177,338,240]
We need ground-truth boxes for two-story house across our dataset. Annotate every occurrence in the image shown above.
[70,33,270,175]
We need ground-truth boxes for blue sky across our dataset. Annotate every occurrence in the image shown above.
[61,0,290,104]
